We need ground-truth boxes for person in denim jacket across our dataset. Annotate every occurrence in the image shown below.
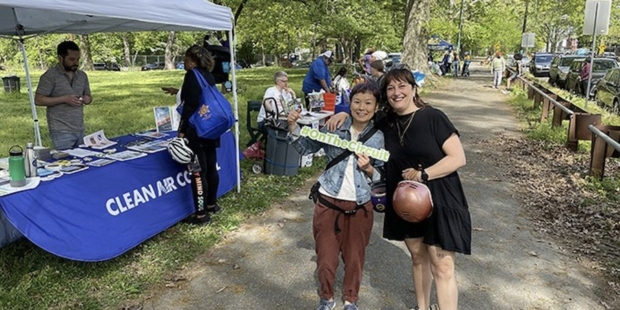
[287,82,385,310]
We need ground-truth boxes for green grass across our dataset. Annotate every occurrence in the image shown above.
[0,67,326,310]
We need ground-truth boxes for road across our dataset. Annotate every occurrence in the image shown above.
[141,62,609,310]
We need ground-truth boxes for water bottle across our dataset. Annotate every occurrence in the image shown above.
[8,145,26,187]
[24,142,37,178]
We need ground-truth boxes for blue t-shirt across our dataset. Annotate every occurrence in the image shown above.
[302,57,332,94]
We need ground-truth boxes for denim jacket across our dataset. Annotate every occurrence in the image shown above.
[290,118,385,205]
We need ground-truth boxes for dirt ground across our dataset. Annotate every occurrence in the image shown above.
[138,62,619,310]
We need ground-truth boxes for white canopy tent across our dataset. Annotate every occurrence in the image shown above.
[0,0,241,192]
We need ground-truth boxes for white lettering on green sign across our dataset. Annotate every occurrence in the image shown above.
[299,126,390,161]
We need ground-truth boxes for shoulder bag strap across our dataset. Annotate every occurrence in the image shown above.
[192,68,209,89]
[324,126,379,171]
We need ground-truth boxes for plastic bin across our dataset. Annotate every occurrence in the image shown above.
[264,127,300,176]
[2,76,20,93]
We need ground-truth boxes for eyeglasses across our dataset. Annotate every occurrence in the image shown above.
[278,79,289,83]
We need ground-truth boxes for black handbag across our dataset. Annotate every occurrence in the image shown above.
[308,127,379,203]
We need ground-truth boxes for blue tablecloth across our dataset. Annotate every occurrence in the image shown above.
[0,130,241,261]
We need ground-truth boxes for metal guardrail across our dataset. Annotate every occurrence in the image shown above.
[516,76,574,115]
[506,68,620,178]
[588,124,620,152]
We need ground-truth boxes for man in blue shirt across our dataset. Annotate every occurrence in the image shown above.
[303,50,334,109]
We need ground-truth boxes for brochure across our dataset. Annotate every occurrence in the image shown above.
[105,150,147,161]
[86,158,116,167]
[154,106,176,132]
[59,165,89,174]
[83,130,118,150]
[134,131,169,139]
[127,142,167,154]
[64,148,102,158]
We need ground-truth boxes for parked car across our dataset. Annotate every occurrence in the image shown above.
[529,53,554,77]
[594,68,620,114]
[564,58,619,97]
[93,63,107,71]
[385,52,402,71]
[602,52,617,60]
[141,62,165,71]
[106,63,121,71]
[548,55,583,88]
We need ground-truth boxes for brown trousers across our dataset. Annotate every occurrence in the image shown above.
[313,194,374,303]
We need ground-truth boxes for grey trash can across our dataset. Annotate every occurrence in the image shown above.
[264,127,300,176]
[2,76,20,93]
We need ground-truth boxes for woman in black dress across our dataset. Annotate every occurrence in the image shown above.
[326,68,471,310]
[177,45,222,225]
[381,68,470,310]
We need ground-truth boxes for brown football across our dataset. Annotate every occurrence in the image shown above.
[393,180,433,223]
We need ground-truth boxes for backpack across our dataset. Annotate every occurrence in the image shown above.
[205,45,231,84]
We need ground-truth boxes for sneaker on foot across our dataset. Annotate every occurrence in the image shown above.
[183,213,211,225]
[343,303,359,310]
[317,299,336,310]
[207,204,221,214]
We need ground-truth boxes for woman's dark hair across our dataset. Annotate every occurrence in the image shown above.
[185,45,215,72]
[336,66,347,77]
[349,81,381,105]
[381,66,426,124]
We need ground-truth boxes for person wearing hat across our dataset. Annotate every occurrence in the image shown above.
[579,57,592,97]
[302,50,334,109]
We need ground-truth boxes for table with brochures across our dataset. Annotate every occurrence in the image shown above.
[0,130,241,261]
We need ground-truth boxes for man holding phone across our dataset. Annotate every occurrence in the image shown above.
[35,41,92,150]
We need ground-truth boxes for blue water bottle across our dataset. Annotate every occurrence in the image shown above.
[8,145,26,187]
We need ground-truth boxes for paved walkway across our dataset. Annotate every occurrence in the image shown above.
[143,62,607,310]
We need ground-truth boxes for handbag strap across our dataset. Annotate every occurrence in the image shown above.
[192,68,209,89]
[325,126,379,171]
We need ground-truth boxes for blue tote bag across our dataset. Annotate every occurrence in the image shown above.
[179,69,236,139]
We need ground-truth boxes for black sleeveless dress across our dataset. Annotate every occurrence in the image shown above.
[380,106,471,255]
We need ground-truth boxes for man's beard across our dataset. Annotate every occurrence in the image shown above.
[63,62,78,72]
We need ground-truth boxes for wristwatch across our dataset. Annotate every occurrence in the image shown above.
[420,169,429,183]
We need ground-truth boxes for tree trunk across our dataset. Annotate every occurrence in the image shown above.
[36,36,45,70]
[78,35,94,71]
[402,0,431,74]
[164,31,176,70]
[121,33,132,67]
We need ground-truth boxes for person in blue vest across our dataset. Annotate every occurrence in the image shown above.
[302,50,334,110]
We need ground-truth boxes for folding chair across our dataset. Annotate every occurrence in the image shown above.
[246,100,265,147]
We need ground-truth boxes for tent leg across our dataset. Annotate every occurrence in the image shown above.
[19,40,42,147]
[229,29,241,193]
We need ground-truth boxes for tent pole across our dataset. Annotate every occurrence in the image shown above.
[19,41,41,147]
[13,9,42,147]
[229,28,240,193]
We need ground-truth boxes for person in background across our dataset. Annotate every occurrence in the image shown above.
[287,82,385,310]
[302,50,334,109]
[258,71,296,131]
[440,51,451,75]
[506,52,523,90]
[35,41,93,150]
[369,60,386,86]
[452,52,460,77]
[359,48,375,76]
[177,45,223,225]
[491,51,506,89]
[324,67,471,310]
[579,57,592,97]
[333,66,351,106]
[461,52,471,77]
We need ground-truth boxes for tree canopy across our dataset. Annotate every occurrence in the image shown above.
[0,0,616,71]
